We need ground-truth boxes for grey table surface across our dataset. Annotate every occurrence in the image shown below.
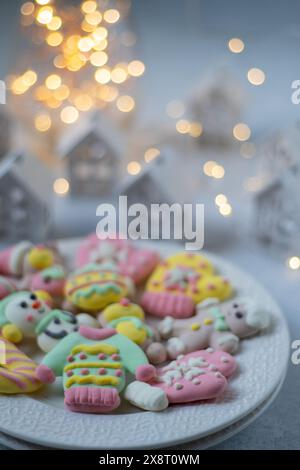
[0,235,299,450]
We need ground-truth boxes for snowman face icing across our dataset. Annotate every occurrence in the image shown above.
[37,311,79,353]
[5,293,50,337]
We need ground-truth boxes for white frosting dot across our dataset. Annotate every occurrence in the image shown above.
[192,378,201,385]
[176,354,184,360]
[209,364,218,371]
[206,347,214,353]
[221,356,229,363]
[174,383,183,390]
[215,372,223,378]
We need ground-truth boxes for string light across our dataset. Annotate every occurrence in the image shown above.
[128,60,145,77]
[144,148,160,163]
[287,256,300,270]
[247,68,266,86]
[34,113,51,132]
[81,1,97,14]
[203,160,217,176]
[46,32,63,47]
[116,95,135,112]
[228,38,244,53]
[47,16,62,31]
[36,6,53,25]
[189,122,203,138]
[211,164,225,179]
[95,68,111,84]
[21,2,35,16]
[127,161,141,175]
[45,74,61,90]
[176,119,190,134]
[215,194,227,206]
[111,67,127,83]
[60,106,79,123]
[53,177,70,195]
[219,203,232,216]
[104,9,120,24]
[233,123,251,141]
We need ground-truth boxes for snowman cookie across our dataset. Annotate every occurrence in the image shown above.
[0,291,50,343]
[36,309,98,353]
[142,252,233,318]
[76,234,160,284]
[148,349,237,404]
[65,263,134,314]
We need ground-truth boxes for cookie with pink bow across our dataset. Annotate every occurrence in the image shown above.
[76,233,160,284]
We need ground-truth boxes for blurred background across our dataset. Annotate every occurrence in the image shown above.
[0,1,300,449]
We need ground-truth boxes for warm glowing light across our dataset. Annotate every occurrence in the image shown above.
[104,9,120,24]
[176,119,190,134]
[219,203,232,216]
[127,161,141,175]
[211,165,225,179]
[66,56,85,71]
[189,122,203,138]
[116,95,135,112]
[60,106,79,123]
[203,160,217,176]
[111,67,127,84]
[287,256,300,270]
[46,97,61,109]
[74,94,93,111]
[53,84,70,101]
[36,6,53,25]
[98,85,118,102]
[85,11,102,26]
[166,100,185,118]
[240,142,256,159]
[90,51,108,67]
[45,74,62,90]
[34,85,50,101]
[23,70,37,86]
[128,60,145,77]
[46,32,63,47]
[34,113,51,132]
[228,38,244,53]
[144,148,160,163]
[53,54,65,68]
[92,27,108,41]
[95,68,111,84]
[21,2,35,16]
[93,39,107,51]
[36,0,50,5]
[215,194,228,206]
[53,178,70,195]
[233,123,251,141]
[247,68,266,86]
[243,176,264,192]
[81,1,97,14]
[47,16,62,31]
[78,37,94,52]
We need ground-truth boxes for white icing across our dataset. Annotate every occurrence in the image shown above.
[215,372,223,378]
[174,383,183,390]
[5,293,50,337]
[192,378,201,385]
[208,364,218,371]
[124,381,169,411]
[159,316,174,338]
[217,333,239,346]
[221,356,229,363]
[206,347,214,353]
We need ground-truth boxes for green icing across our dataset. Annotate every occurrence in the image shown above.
[74,283,122,300]
[41,265,65,280]
[209,307,229,332]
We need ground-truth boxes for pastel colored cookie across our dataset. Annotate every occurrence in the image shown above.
[99,298,167,364]
[0,335,42,394]
[29,265,66,306]
[159,297,270,358]
[0,291,50,342]
[149,349,236,404]
[65,263,134,314]
[141,252,233,318]
[36,325,157,414]
[76,234,160,284]
[0,241,32,276]
[0,276,17,300]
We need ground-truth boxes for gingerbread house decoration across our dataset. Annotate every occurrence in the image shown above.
[0,152,49,242]
[58,113,122,198]
[255,162,300,249]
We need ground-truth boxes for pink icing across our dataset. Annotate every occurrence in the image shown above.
[64,386,120,413]
[0,368,26,390]
[36,364,56,384]
[135,364,156,382]
[79,326,116,340]
[141,292,195,319]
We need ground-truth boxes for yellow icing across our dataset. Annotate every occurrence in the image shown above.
[103,302,144,323]
[115,321,147,345]
[2,324,23,344]
[204,318,213,325]
[64,361,122,372]
[71,343,118,355]
[191,323,201,331]
[34,290,53,307]
[28,247,54,270]
[65,375,119,388]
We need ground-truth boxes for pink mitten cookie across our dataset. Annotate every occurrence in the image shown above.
[149,349,236,404]
[142,252,233,319]
[76,234,160,284]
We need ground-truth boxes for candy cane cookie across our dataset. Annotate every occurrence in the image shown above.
[0,335,42,394]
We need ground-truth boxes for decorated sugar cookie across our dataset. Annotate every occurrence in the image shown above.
[0,291,50,343]
[141,252,233,319]
[99,298,167,364]
[0,276,17,301]
[76,234,160,284]
[29,265,66,307]
[148,349,236,404]
[36,325,165,413]
[65,263,134,314]
[0,241,33,276]
[159,297,270,358]
[36,309,98,353]
[0,335,43,394]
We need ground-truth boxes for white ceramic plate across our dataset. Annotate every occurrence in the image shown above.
[0,240,290,450]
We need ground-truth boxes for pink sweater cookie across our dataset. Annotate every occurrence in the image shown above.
[76,234,160,284]
[149,349,236,404]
